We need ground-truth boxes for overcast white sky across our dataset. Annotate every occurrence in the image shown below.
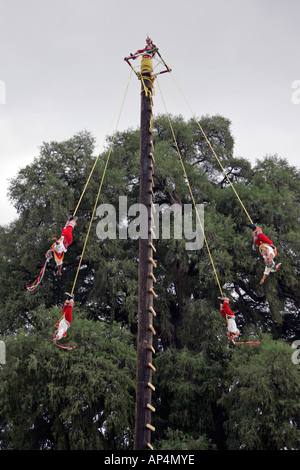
[0,0,299,225]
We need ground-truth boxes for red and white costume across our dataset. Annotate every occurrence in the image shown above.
[52,219,76,267]
[252,227,277,276]
[55,298,73,340]
[220,300,239,336]
[132,37,157,59]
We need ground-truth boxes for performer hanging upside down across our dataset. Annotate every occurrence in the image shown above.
[51,216,77,276]
[53,293,74,342]
[219,296,240,342]
[250,224,281,285]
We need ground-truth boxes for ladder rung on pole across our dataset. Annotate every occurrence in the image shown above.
[147,403,156,412]
[149,272,157,283]
[150,227,156,239]
[149,287,157,298]
[149,306,157,316]
[149,324,156,335]
[148,257,157,268]
[148,362,156,372]
[148,241,156,253]
[146,423,155,432]
[149,187,155,198]
[148,381,155,391]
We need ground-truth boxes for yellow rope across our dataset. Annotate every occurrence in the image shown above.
[169,72,253,226]
[157,78,224,298]
[70,71,132,297]
[72,70,134,217]
[139,73,155,98]
[56,71,133,325]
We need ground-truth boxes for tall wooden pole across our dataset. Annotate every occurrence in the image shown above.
[134,52,157,451]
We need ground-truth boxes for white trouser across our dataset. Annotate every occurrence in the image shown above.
[56,318,70,340]
[228,317,239,335]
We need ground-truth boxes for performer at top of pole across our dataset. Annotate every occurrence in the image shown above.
[126,35,157,61]
[124,36,171,77]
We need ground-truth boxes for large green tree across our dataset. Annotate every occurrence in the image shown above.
[219,333,300,450]
[0,306,136,450]
[0,114,299,450]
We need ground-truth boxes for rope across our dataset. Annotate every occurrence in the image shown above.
[169,72,253,226]
[125,48,171,80]
[139,73,155,97]
[163,75,260,344]
[54,71,133,328]
[157,78,224,298]
[69,70,133,298]
[26,71,134,297]
[72,70,134,218]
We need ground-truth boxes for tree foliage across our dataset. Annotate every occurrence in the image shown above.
[0,307,136,450]
[0,114,299,450]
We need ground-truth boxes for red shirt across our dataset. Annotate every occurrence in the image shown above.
[220,301,235,318]
[63,301,73,324]
[253,229,274,248]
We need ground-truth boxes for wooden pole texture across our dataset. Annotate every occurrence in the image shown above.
[134,58,157,451]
